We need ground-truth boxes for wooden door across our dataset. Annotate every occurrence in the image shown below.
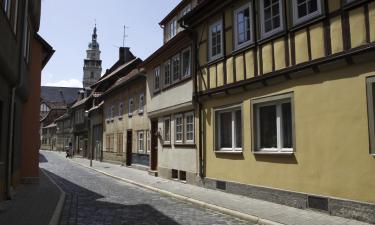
[126,130,132,166]
[150,120,158,171]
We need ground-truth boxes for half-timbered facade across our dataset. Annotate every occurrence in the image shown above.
[181,0,375,223]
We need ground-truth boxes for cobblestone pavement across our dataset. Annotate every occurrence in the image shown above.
[40,152,252,225]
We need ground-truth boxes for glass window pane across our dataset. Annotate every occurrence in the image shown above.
[273,16,280,29]
[282,103,293,148]
[265,20,272,32]
[220,112,232,148]
[308,0,318,13]
[235,110,242,148]
[259,105,277,148]
[298,4,307,17]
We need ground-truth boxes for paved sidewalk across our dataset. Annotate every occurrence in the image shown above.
[53,151,369,225]
[0,168,63,225]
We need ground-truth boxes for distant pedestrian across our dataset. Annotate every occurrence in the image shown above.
[66,142,73,158]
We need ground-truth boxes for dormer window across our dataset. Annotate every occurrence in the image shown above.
[292,0,322,26]
[169,18,177,40]
[181,4,192,17]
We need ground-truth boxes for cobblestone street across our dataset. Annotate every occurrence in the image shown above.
[39,152,252,225]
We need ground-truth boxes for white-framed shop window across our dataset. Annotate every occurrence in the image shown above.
[184,112,194,144]
[252,93,294,154]
[234,2,253,50]
[292,0,322,26]
[175,114,183,144]
[260,0,284,39]
[214,105,242,152]
[138,131,144,153]
[181,47,191,77]
[163,117,171,144]
[209,20,223,61]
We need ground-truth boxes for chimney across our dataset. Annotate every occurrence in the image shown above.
[119,47,135,64]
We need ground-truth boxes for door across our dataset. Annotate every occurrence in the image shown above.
[126,130,132,166]
[150,120,158,171]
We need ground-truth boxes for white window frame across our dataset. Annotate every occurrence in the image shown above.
[163,117,171,144]
[172,54,180,83]
[175,114,183,144]
[184,112,195,144]
[164,60,171,86]
[154,67,160,92]
[139,94,144,114]
[169,18,177,40]
[259,0,284,39]
[128,98,133,117]
[292,0,323,26]
[138,131,144,153]
[252,93,294,154]
[214,105,243,152]
[181,47,191,77]
[209,20,224,62]
[234,2,254,50]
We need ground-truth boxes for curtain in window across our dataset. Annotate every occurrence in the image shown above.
[220,112,232,148]
[282,103,293,148]
[259,105,277,148]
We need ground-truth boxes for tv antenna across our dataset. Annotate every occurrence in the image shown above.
[123,25,130,47]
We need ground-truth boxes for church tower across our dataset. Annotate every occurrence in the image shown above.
[83,25,102,88]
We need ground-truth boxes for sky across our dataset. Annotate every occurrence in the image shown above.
[39,0,181,87]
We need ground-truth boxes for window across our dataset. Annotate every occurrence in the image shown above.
[3,0,11,17]
[106,134,114,152]
[209,20,223,61]
[164,60,171,86]
[163,117,171,143]
[146,130,151,153]
[172,54,180,82]
[40,103,50,113]
[260,0,284,39]
[117,133,123,155]
[154,67,160,92]
[366,77,375,155]
[252,93,294,153]
[139,94,144,114]
[175,114,183,143]
[214,106,242,152]
[110,105,115,119]
[138,131,144,153]
[292,0,322,26]
[181,4,192,16]
[119,103,124,117]
[185,112,194,143]
[181,48,191,77]
[128,98,133,117]
[169,18,177,40]
[234,2,253,49]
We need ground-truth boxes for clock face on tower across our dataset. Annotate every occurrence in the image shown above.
[83,25,102,88]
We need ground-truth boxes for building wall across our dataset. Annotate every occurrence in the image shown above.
[202,61,375,204]
[103,78,150,165]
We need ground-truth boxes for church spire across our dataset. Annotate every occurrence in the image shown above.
[83,24,102,88]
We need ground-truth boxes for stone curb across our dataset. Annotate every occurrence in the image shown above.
[64,155,284,225]
[41,168,66,225]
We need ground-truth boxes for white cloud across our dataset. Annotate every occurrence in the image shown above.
[43,79,83,88]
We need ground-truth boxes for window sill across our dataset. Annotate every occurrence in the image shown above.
[232,43,255,56]
[253,151,294,155]
[207,56,225,66]
[214,150,243,154]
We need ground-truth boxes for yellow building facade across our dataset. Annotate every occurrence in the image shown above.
[182,0,375,223]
